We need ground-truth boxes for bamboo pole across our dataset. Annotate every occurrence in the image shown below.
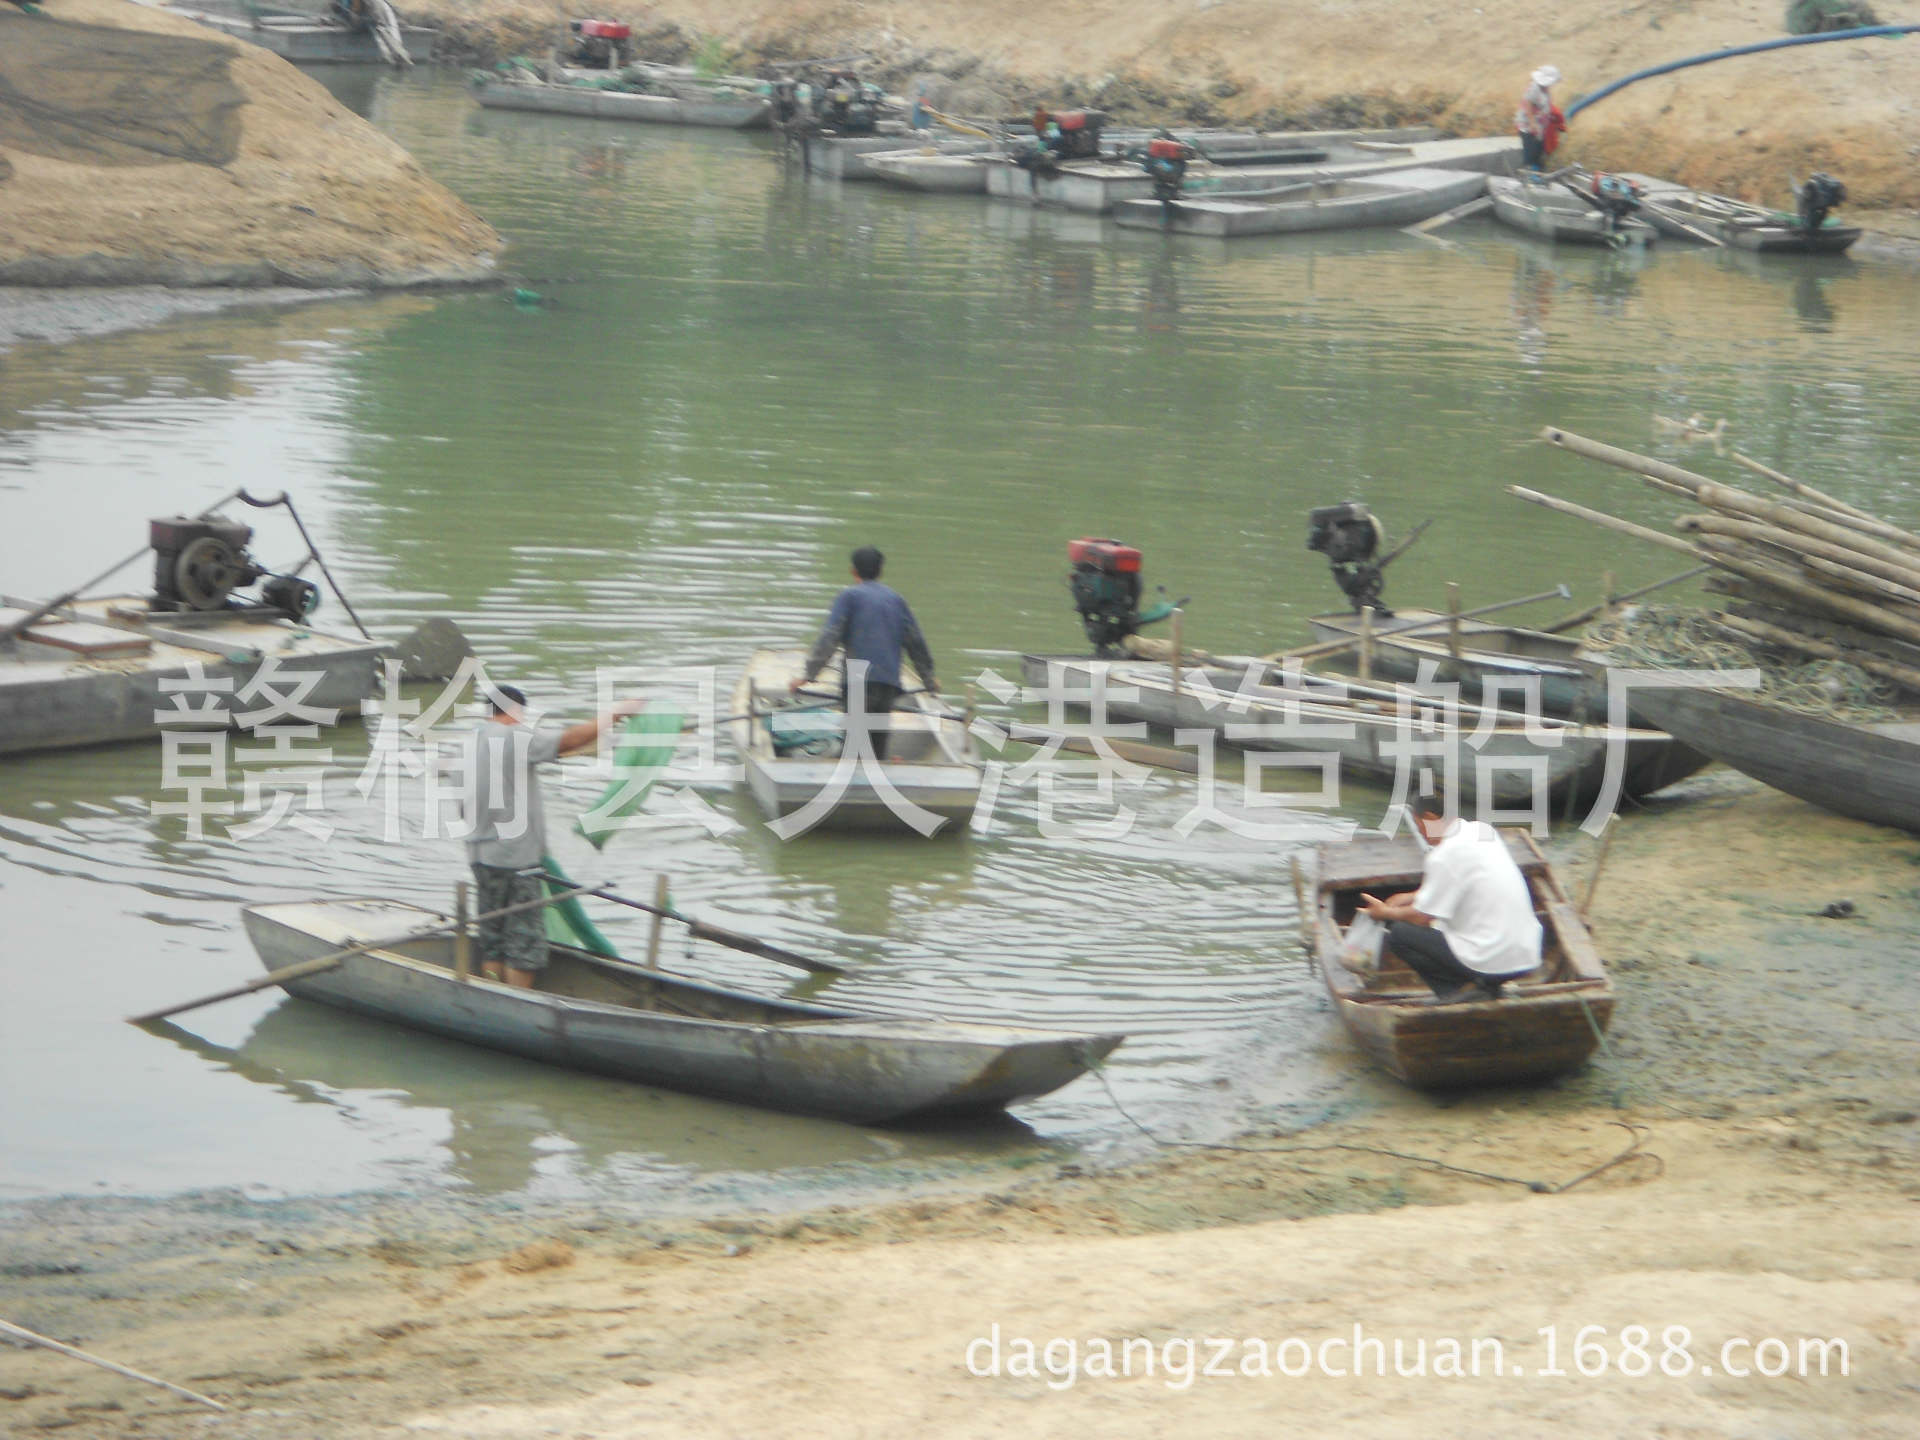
[643,873,669,971]
[1729,451,1880,524]
[1539,426,1720,494]
[1510,485,1920,650]
[0,1318,226,1412]
[1715,612,1920,694]
[1693,481,1920,578]
[1357,605,1374,682]
[1445,582,1462,660]
[1675,513,1920,595]
[1169,608,1184,703]
[1540,564,1709,633]
[128,883,609,1024]
[453,881,472,983]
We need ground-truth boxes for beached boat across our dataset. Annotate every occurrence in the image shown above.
[1300,608,1710,796]
[0,594,393,757]
[730,649,983,834]
[1622,176,1861,254]
[985,133,1518,213]
[1019,653,1677,812]
[242,897,1122,1122]
[1111,167,1487,238]
[160,4,435,63]
[1626,684,1920,833]
[1487,175,1657,247]
[471,71,772,129]
[865,147,995,193]
[1308,831,1613,1088]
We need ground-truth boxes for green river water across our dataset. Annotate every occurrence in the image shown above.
[2,69,1918,1206]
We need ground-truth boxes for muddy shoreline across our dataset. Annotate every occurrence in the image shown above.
[4,771,1917,1435]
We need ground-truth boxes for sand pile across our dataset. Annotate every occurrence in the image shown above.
[0,0,500,286]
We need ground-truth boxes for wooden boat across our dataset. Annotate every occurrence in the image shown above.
[1019,653,1678,812]
[1112,167,1487,238]
[0,593,391,757]
[1487,175,1657,247]
[865,146,994,193]
[1626,684,1920,833]
[1300,607,1710,797]
[242,897,1123,1123]
[160,5,436,63]
[730,649,983,834]
[1309,831,1613,1088]
[1621,176,1861,254]
[471,72,772,129]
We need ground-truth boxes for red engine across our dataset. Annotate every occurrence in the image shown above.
[1146,137,1185,160]
[576,18,629,37]
[1067,537,1142,574]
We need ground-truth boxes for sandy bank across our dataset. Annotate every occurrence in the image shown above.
[2,774,1917,1436]
[0,0,501,288]
[423,0,1920,210]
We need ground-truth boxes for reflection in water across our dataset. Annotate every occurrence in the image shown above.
[1510,250,1556,371]
[1793,268,1838,331]
[153,999,1039,1198]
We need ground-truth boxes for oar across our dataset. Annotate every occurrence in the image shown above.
[1268,583,1573,664]
[126,883,610,1025]
[1538,564,1710,634]
[996,721,1200,775]
[592,888,847,976]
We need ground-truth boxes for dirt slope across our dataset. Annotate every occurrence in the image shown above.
[0,0,501,286]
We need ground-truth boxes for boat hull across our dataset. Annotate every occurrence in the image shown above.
[1020,654,1672,813]
[0,595,385,756]
[242,900,1121,1123]
[1488,176,1657,246]
[474,78,771,129]
[1628,686,1920,833]
[1112,167,1487,237]
[730,649,983,834]
[1312,833,1613,1089]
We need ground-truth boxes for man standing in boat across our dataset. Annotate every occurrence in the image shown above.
[790,545,937,762]
[1355,793,1542,1004]
[462,683,639,988]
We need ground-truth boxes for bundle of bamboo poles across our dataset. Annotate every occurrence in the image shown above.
[1511,427,1920,696]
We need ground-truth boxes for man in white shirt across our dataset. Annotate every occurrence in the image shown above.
[463,683,639,988]
[1357,793,1543,1004]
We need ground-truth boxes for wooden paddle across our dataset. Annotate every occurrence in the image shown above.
[996,721,1201,775]
[591,888,848,976]
[127,882,611,1025]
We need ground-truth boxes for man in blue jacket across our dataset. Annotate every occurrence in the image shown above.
[791,545,937,761]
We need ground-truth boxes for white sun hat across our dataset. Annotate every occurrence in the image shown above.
[1532,65,1561,87]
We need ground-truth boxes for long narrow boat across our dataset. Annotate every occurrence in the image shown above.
[865,148,995,193]
[242,898,1122,1123]
[1310,831,1613,1088]
[1020,653,1678,812]
[730,649,983,834]
[1487,175,1657,247]
[1300,607,1710,796]
[1622,176,1861,254]
[1626,684,1920,833]
[471,72,772,129]
[1111,167,1486,237]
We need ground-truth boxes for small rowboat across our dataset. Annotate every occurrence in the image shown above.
[1308,831,1613,1088]
[1620,175,1861,254]
[1111,167,1487,238]
[864,144,996,193]
[471,72,772,129]
[1019,653,1679,812]
[1487,174,1657,247]
[1301,607,1711,797]
[730,648,984,834]
[242,897,1123,1123]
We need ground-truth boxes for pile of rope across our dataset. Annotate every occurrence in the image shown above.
[1587,605,1901,720]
